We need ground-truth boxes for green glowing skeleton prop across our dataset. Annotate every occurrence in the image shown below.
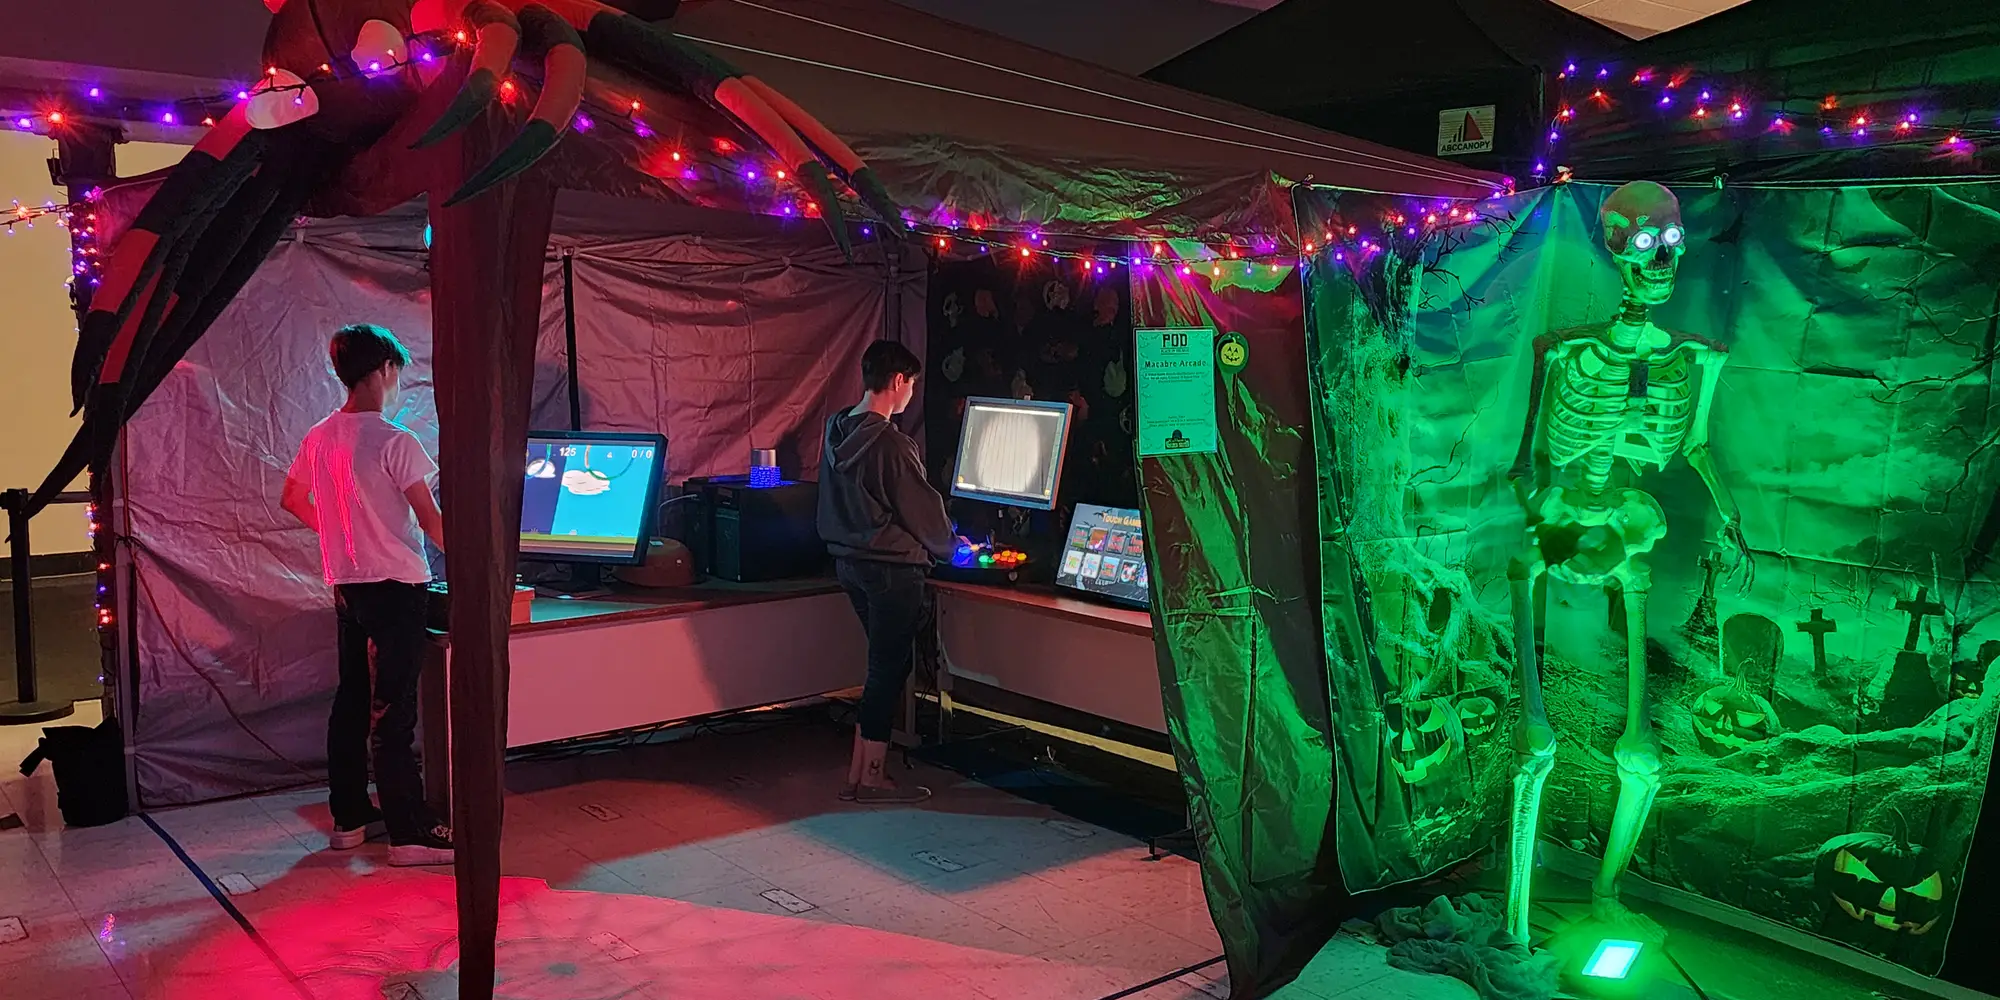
[1503,181,1748,943]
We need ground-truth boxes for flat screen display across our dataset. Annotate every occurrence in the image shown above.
[950,396,1073,510]
[1055,504,1149,609]
[519,430,666,565]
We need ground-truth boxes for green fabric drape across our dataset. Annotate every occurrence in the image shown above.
[1133,255,1349,999]
[1304,180,2000,974]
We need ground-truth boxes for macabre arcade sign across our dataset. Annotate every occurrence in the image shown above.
[1310,179,2000,976]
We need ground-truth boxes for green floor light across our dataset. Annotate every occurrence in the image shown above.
[1583,939,1643,980]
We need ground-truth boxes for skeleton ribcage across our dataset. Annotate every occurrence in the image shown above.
[1544,342,1697,484]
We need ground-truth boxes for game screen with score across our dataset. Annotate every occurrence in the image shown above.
[519,433,665,562]
[1054,504,1149,608]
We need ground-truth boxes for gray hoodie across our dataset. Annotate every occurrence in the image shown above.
[817,409,956,566]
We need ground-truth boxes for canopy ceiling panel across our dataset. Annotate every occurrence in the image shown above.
[672,0,1504,207]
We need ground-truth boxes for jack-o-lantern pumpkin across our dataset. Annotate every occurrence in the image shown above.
[1456,695,1499,738]
[1815,829,1947,936]
[1689,682,1779,757]
[1949,639,1997,701]
[1384,698,1463,786]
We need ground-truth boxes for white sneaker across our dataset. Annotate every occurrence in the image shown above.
[329,808,383,851]
[387,825,455,867]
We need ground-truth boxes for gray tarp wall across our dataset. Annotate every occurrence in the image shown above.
[122,194,925,806]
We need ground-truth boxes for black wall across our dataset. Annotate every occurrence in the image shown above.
[923,254,1138,578]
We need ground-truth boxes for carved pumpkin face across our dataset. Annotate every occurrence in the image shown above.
[1456,695,1499,738]
[1384,698,1462,786]
[1950,639,1996,700]
[1690,683,1778,757]
[1816,831,1947,936]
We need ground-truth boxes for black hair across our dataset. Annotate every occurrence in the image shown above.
[860,340,922,392]
[329,323,412,389]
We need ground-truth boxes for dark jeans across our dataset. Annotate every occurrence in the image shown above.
[330,581,434,843]
[835,558,928,742]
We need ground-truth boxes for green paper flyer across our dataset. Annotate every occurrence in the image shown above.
[1135,326,1218,457]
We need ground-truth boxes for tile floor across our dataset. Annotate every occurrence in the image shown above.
[0,702,1474,1000]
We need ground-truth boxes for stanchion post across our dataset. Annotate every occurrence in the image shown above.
[1,488,76,725]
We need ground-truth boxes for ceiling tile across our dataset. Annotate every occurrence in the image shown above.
[1556,0,1750,33]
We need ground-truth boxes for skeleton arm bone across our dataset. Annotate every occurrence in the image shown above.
[1679,344,1742,525]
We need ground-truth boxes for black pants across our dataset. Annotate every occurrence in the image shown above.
[330,581,434,843]
[835,558,928,742]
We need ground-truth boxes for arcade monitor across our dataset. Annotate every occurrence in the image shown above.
[950,397,1072,510]
[520,430,667,591]
[1054,504,1149,610]
[937,397,1074,584]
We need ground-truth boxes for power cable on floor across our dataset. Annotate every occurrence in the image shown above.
[1093,954,1226,1000]
[140,812,316,1000]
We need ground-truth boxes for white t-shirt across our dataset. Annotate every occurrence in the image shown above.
[288,410,437,586]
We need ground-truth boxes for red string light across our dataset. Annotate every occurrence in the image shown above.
[1539,64,1990,179]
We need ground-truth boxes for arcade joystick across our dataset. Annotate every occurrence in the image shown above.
[933,538,1029,584]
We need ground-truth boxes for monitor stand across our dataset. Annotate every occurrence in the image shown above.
[530,562,614,600]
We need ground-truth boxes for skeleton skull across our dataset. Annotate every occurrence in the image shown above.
[1600,181,1686,306]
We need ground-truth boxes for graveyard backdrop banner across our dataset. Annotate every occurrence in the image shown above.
[1304,179,2000,973]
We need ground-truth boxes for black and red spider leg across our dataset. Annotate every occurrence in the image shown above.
[67,106,267,413]
[28,110,338,518]
[738,76,906,238]
[441,4,587,205]
[413,0,521,150]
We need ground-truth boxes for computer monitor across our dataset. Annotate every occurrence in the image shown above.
[950,397,1074,510]
[519,430,667,566]
[1054,504,1149,610]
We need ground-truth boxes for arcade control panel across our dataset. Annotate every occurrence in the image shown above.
[932,540,1028,584]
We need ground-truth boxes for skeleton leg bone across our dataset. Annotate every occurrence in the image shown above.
[1505,551,1557,945]
[1592,564,1667,940]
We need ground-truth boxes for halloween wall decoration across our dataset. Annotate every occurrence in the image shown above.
[1384,697,1464,786]
[1306,179,2000,976]
[1816,817,1950,955]
[1949,641,1996,702]
[1688,614,1783,758]
[925,253,1136,564]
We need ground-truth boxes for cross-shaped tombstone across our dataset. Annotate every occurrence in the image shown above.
[1795,608,1837,674]
[1894,587,1946,652]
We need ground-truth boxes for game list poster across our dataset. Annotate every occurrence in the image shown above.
[1135,326,1218,457]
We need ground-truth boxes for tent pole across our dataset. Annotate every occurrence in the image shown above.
[429,97,559,1000]
[562,249,581,430]
[115,446,141,813]
[884,243,901,346]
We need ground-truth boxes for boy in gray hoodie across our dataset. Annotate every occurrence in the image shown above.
[818,340,958,803]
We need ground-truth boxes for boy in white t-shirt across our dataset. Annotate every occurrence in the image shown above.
[281,324,453,867]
